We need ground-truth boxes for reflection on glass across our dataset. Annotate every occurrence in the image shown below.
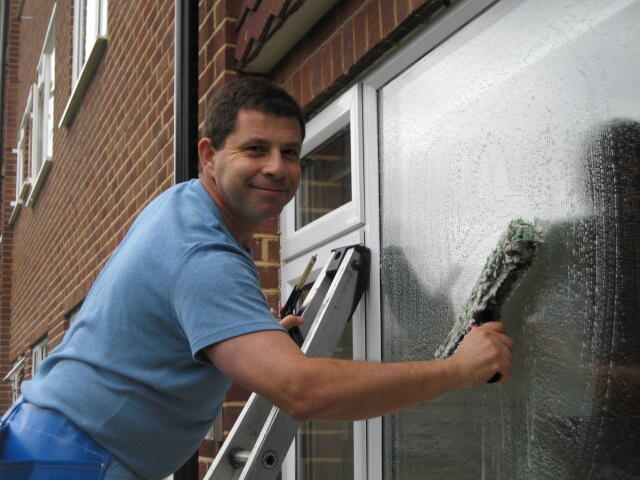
[296,284,354,479]
[84,0,98,65]
[35,83,45,173]
[379,0,640,479]
[47,49,54,159]
[295,126,351,229]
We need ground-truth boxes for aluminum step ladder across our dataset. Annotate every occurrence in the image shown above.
[204,245,370,480]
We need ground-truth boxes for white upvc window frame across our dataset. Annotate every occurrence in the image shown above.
[16,89,32,202]
[9,89,33,224]
[26,5,56,207]
[31,336,49,376]
[280,85,368,480]
[60,0,108,127]
[280,229,368,480]
[357,2,500,479]
[72,0,108,85]
[279,2,500,479]
[280,84,364,261]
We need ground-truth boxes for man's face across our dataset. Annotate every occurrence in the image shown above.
[204,109,302,225]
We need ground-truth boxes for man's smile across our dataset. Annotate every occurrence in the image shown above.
[249,184,288,194]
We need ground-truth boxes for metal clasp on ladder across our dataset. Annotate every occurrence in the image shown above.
[204,245,370,480]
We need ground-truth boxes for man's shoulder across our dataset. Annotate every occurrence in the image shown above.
[136,179,228,240]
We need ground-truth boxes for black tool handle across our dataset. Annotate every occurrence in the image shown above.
[280,289,304,347]
[471,319,503,384]
[288,325,304,347]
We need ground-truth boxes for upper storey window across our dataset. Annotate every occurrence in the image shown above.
[26,6,56,207]
[60,0,108,127]
[73,0,108,84]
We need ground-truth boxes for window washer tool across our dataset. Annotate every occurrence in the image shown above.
[280,254,317,347]
[205,245,370,480]
[434,219,543,382]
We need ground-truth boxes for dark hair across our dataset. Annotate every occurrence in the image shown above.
[203,77,305,149]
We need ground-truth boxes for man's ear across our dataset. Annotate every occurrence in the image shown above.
[197,138,216,174]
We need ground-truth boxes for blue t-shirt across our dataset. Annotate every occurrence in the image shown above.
[22,179,285,479]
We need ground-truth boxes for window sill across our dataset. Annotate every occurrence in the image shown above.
[8,200,22,225]
[59,36,108,128]
[26,158,53,208]
[18,180,32,202]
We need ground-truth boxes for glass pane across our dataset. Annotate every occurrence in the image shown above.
[100,0,108,35]
[83,0,99,68]
[295,126,351,229]
[34,83,45,175]
[296,284,354,479]
[47,52,54,159]
[50,47,55,90]
[379,0,640,479]
[16,126,26,199]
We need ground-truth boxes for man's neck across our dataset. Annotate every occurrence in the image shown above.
[198,175,258,248]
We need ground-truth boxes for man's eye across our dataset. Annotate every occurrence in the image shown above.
[246,145,266,153]
[283,149,300,159]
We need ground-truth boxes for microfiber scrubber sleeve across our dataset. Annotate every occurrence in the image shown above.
[434,219,544,375]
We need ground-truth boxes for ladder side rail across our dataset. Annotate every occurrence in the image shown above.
[239,248,365,480]
[303,248,362,358]
[205,393,273,480]
[204,249,348,480]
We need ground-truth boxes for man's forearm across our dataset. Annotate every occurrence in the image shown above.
[207,322,512,422]
[289,356,465,421]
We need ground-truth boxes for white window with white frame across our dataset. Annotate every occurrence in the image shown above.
[27,6,56,206]
[9,88,33,224]
[280,84,368,480]
[357,0,640,478]
[61,0,108,127]
[16,90,32,202]
[73,0,108,85]
[31,337,49,376]
[281,84,364,262]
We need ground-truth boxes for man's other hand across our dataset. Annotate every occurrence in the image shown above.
[279,315,304,330]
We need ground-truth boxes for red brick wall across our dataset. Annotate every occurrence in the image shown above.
[274,0,449,113]
[0,0,175,409]
[0,0,22,408]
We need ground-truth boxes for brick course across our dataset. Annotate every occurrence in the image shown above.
[0,0,175,404]
[274,0,450,113]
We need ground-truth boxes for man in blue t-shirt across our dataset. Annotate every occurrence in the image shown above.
[0,78,514,479]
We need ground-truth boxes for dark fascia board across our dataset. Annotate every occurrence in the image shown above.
[241,0,339,73]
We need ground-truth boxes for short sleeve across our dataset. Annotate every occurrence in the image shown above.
[170,243,285,359]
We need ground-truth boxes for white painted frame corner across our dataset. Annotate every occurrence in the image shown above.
[281,84,364,261]
[280,228,367,480]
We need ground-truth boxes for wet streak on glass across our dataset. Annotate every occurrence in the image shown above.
[295,126,352,229]
[378,0,640,479]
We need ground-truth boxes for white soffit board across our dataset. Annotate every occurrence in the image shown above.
[241,0,340,73]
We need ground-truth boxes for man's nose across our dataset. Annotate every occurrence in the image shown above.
[263,149,287,178]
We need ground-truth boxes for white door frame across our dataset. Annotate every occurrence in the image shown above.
[280,1,500,478]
